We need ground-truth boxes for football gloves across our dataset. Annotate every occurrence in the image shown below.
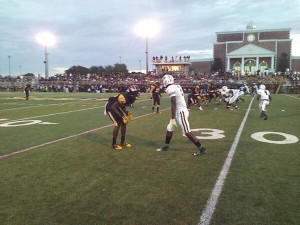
[127,112,134,120]
[122,116,129,124]
[171,118,177,128]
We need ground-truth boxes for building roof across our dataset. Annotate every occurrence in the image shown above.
[216,28,291,35]
[227,44,275,57]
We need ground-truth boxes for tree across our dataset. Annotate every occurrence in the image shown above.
[113,63,128,74]
[23,73,35,78]
[277,52,290,73]
[105,65,114,74]
[65,66,90,76]
[211,57,223,72]
[90,66,105,75]
[64,63,129,77]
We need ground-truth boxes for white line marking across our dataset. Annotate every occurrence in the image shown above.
[0,109,168,160]
[284,94,300,99]
[198,97,255,225]
[3,98,151,121]
[20,106,101,120]
[0,101,77,111]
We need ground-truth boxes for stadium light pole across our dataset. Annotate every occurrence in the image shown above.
[139,59,141,76]
[19,66,22,76]
[36,32,56,79]
[134,20,160,75]
[145,36,149,75]
[8,55,11,76]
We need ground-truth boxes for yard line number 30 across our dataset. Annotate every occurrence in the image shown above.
[191,128,298,145]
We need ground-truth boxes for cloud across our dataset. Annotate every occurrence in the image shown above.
[177,50,213,55]
[1,0,300,76]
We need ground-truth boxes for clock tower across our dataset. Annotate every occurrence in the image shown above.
[247,34,255,42]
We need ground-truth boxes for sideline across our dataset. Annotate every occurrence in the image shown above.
[0,109,168,160]
[198,97,255,225]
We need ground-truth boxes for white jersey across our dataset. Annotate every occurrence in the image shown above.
[231,89,240,96]
[165,84,187,112]
[228,89,239,104]
[165,84,191,134]
[257,89,270,101]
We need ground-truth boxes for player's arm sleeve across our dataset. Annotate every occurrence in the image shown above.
[111,101,122,116]
[170,96,176,119]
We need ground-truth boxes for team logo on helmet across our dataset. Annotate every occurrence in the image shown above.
[117,94,126,104]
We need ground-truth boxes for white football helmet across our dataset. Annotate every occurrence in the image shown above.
[259,84,266,90]
[162,74,174,87]
[221,86,228,92]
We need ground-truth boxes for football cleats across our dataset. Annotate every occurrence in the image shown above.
[113,144,123,150]
[162,74,174,87]
[121,142,132,148]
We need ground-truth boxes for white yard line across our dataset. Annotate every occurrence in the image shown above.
[198,97,255,225]
[0,106,102,122]
[0,109,166,160]
[0,101,89,111]
[1,98,151,121]
[19,106,102,120]
[284,94,300,99]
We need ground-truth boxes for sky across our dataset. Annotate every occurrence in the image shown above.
[1,0,300,77]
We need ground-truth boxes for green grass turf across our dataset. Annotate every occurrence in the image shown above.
[0,92,299,225]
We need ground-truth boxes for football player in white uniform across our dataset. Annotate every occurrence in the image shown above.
[236,88,245,103]
[220,86,239,110]
[242,83,250,95]
[257,84,271,120]
[156,74,206,156]
[252,83,258,96]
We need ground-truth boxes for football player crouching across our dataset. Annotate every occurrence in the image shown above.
[220,86,239,110]
[105,85,138,150]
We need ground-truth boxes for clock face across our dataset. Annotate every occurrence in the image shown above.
[247,34,255,42]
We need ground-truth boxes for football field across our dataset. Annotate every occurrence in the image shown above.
[0,91,299,225]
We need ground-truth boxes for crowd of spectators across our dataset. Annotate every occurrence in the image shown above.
[152,55,191,63]
[0,71,299,94]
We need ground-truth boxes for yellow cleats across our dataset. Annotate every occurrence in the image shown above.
[121,142,132,148]
[113,144,123,151]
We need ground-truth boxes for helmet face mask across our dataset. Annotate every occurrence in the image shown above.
[162,74,174,87]
[129,85,137,92]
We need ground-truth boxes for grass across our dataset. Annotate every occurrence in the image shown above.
[0,91,299,225]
